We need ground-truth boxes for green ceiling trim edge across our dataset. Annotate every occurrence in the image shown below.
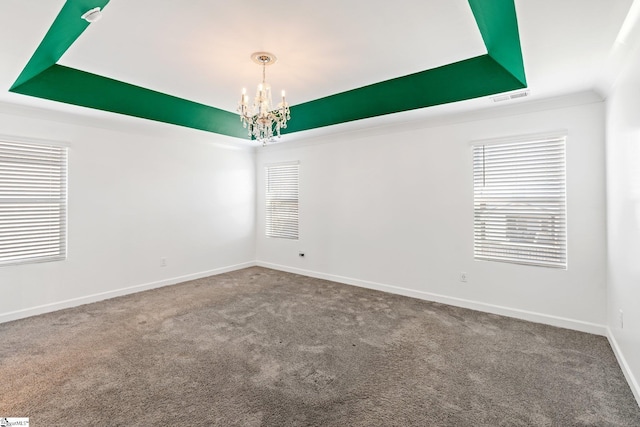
[467,0,526,86]
[9,0,244,138]
[285,55,524,133]
[284,0,527,134]
[11,0,110,90]
[9,0,527,139]
[11,65,247,138]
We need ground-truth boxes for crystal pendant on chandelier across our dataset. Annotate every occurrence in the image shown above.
[237,52,291,146]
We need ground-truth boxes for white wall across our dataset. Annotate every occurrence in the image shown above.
[1,89,634,398]
[0,107,256,322]
[605,38,640,402]
[257,99,607,333]
[0,98,609,337]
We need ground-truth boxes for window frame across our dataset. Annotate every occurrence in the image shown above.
[265,161,299,240]
[471,132,568,269]
[0,135,68,267]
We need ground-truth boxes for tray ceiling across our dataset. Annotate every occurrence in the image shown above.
[0,0,635,140]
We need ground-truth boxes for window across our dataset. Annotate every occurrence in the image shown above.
[0,138,68,266]
[472,134,567,269]
[265,162,299,239]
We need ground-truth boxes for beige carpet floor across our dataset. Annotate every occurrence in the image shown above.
[1,267,639,426]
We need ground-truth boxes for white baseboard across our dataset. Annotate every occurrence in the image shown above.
[3,260,636,407]
[607,328,640,408]
[0,261,256,324]
[256,261,607,336]
[3,259,607,336]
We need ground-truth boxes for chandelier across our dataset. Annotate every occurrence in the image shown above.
[237,52,291,145]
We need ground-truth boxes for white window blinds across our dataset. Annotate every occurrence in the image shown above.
[266,163,299,240]
[473,135,567,269]
[0,139,68,266]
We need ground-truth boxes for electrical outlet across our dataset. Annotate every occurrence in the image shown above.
[619,309,624,329]
[460,272,468,283]
[160,257,167,267]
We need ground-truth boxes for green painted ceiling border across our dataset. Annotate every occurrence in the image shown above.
[10,0,526,139]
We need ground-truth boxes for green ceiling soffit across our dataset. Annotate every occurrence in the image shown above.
[10,0,526,139]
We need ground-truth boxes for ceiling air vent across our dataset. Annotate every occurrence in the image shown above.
[492,90,530,103]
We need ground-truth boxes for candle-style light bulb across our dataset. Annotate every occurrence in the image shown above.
[240,88,247,105]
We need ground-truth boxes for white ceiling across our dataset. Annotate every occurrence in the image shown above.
[0,0,636,134]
